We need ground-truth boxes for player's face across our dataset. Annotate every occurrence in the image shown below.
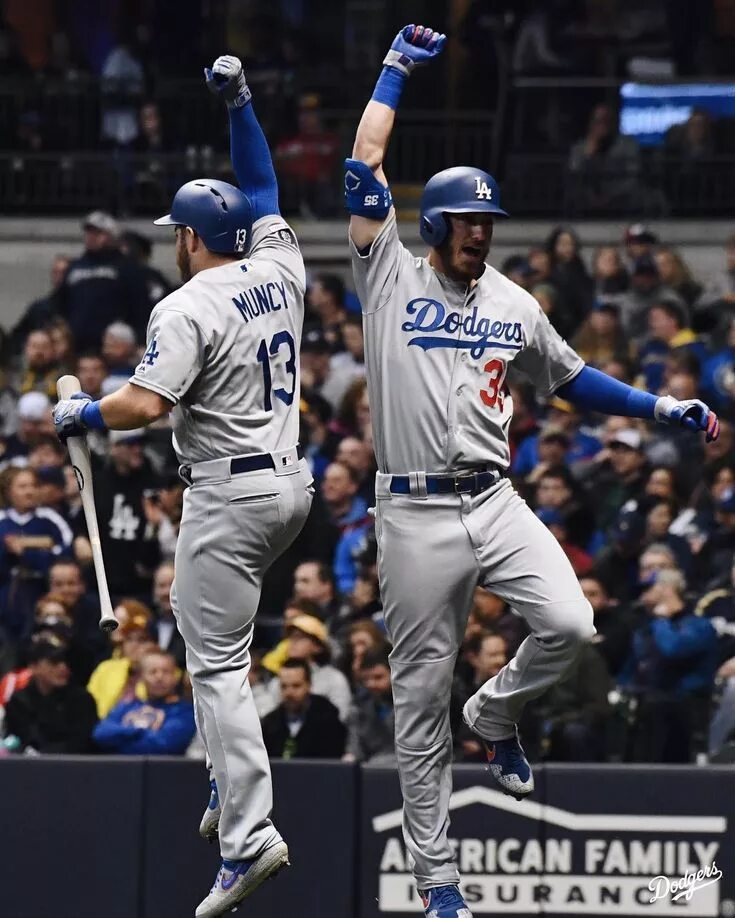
[442,213,494,281]
[175,227,193,282]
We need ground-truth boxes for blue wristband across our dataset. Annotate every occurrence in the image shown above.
[80,400,107,431]
[371,66,407,110]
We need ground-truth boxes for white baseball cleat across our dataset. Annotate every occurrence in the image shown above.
[199,779,221,842]
[195,841,290,917]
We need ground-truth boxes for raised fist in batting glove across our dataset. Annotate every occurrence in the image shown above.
[654,395,720,442]
[384,24,447,76]
[204,55,251,108]
[53,392,93,442]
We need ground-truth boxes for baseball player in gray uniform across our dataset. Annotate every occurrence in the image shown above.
[345,24,720,918]
[54,57,312,918]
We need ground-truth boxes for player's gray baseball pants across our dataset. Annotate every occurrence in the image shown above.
[374,473,594,889]
[171,451,313,861]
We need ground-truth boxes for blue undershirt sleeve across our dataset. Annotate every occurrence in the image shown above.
[556,365,658,419]
[228,104,280,219]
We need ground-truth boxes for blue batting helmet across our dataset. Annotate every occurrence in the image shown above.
[154,179,253,255]
[419,166,508,247]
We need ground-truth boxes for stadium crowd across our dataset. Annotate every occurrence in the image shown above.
[1,212,735,768]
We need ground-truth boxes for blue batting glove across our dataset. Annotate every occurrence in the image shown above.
[204,55,252,108]
[53,392,93,442]
[384,24,447,76]
[654,395,720,442]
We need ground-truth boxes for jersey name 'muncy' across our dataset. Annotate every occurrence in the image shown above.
[400,297,525,359]
[231,280,290,324]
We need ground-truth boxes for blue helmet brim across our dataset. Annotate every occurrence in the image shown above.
[442,205,509,218]
[153,213,177,226]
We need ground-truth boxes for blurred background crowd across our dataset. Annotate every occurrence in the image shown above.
[1,0,735,770]
[2,0,735,217]
[2,210,735,768]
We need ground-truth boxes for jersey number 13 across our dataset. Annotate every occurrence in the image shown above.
[257,331,296,411]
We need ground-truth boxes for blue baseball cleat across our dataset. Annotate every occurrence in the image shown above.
[419,885,473,917]
[199,778,221,842]
[483,731,534,800]
[195,841,290,917]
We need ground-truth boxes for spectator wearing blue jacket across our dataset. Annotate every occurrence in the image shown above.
[638,301,708,394]
[701,316,735,413]
[93,650,195,755]
[619,568,717,762]
[321,461,372,593]
[512,397,600,478]
[0,467,73,641]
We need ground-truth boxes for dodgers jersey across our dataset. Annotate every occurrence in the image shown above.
[131,215,305,464]
[350,213,584,474]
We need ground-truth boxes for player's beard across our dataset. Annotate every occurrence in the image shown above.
[175,232,193,282]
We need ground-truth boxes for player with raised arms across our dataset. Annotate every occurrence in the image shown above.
[346,24,720,918]
[53,55,312,917]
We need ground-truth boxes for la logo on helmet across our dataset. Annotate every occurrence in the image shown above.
[474,177,493,200]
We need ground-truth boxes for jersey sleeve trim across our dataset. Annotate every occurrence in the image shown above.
[129,376,180,405]
[547,357,586,395]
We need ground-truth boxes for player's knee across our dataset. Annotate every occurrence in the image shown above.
[550,599,596,646]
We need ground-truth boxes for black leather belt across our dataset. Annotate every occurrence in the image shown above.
[179,446,303,485]
[389,468,503,496]
[230,445,304,475]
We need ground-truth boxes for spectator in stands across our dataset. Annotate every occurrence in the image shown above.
[332,314,365,383]
[321,461,372,593]
[274,93,339,217]
[709,655,735,760]
[453,631,508,762]
[535,508,593,576]
[27,434,65,473]
[571,300,633,369]
[620,256,686,340]
[86,599,155,718]
[501,255,534,290]
[638,301,706,393]
[580,575,635,679]
[584,428,649,536]
[101,321,138,380]
[48,560,101,651]
[47,318,74,374]
[464,588,526,657]
[35,466,68,520]
[619,568,717,762]
[100,37,144,149]
[12,328,58,400]
[301,328,338,408]
[344,618,390,686]
[545,226,594,332]
[568,103,641,213]
[531,282,571,340]
[301,393,336,485]
[91,429,160,600]
[514,397,600,479]
[643,498,692,576]
[623,224,659,268]
[533,464,594,547]
[592,246,629,297]
[307,274,347,350]
[74,353,107,403]
[1,391,54,464]
[0,466,73,642]
[119,229,173,327]
[697,488,735,591]
[697,234,735,315]
[266,613,352,721]
[3,638,97,753]
[262,597,324,676]
[260,657,345,759]
[9,254,69,351]
[293,561,341,624]
[701,315,735,414]
[345,647,394,763]
[58,211,149,351]
[664,109,717,165]
[655,247,703,309]
[336,436,375,505]
[142,472,184,562]
[695,555,735,666]
[93,650,194,755]
[150,561,185,668]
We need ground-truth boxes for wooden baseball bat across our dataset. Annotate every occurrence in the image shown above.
[57,375,118,633]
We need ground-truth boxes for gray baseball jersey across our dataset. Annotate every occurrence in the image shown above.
[350,213,583,474]
[131,215,305,463]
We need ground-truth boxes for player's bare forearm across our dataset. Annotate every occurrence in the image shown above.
[100,382,173,428]
[352,100,395,175]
